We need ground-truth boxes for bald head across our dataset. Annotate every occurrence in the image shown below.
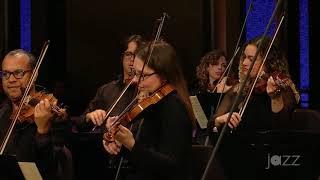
[2,49,36,70]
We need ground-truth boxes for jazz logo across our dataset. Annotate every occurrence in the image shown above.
[265,153,301,169]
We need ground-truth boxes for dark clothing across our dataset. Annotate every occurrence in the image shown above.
[209,84,297,133]
[208,84,298,180]
[0,99,70,180]
[196,91,224,120]
[120,91,193,180]
[71,77,136,180]
[191,89,225,145]
[0,93,6,106]
[74,77,136,132]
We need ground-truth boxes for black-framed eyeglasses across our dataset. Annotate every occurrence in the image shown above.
[0,69,32,80]
[122,51,135,60]
[134,71,157,80]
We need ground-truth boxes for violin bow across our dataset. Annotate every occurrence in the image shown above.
[135,12,169,89]
[91,77,135,131]
[211,0,253,114]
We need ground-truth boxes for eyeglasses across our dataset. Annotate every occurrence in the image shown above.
[122,51,135,60]
[134,71,157,80]
[0,69,32,80]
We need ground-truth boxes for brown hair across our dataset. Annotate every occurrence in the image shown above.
[136,40,196,126]
[239,36,290,82]
[196,49,226,90]
[122,34,146,55]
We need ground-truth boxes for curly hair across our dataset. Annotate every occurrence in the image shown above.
[238,36,290,82]
[196,49,226,91]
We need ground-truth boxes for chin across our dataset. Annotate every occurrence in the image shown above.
[213,76,220,80]
[8,92,21,99]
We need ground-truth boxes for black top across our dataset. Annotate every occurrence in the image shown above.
[121,91,193,180]
[191,89,225,145]
[74,76,136,132]
[208,84,299,180]
[0,99,70,180]
[196,91,224,120]
[209,84,297,134]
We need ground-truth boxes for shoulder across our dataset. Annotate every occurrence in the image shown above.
[0,99,11,117]
[154,92,188,116]
[155,92,192,128]
[160,92,183,105]
[97,80,122,91]
[0,99,10,109]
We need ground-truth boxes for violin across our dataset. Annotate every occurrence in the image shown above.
[10,91,67,123]
[104,83,174,142]
[208,76,238,93]
[254,71,291,93]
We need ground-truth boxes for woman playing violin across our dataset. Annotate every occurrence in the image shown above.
[0,49,69,180]
[208,37,300,180]
[196,50,233,94]
[103,40,195,180]
[194,50,236,116]
[192,50,237,144]
[209,36,299,133]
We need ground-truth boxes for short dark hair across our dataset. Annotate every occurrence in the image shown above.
[4,49,36,69]
[123,34,146,53]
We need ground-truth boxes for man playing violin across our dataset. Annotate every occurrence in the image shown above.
[74,34,146,131]
[208,37,300,180]
[0,49,70,180]
[103,40,195,180]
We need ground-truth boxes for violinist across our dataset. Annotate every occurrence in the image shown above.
[74,34,146,132]
[103,40,195,180]
[0,49,70,179]
[208,37,299,180]
[209,36,299,133]
[192,50,236,144]
[194,49,235,116]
